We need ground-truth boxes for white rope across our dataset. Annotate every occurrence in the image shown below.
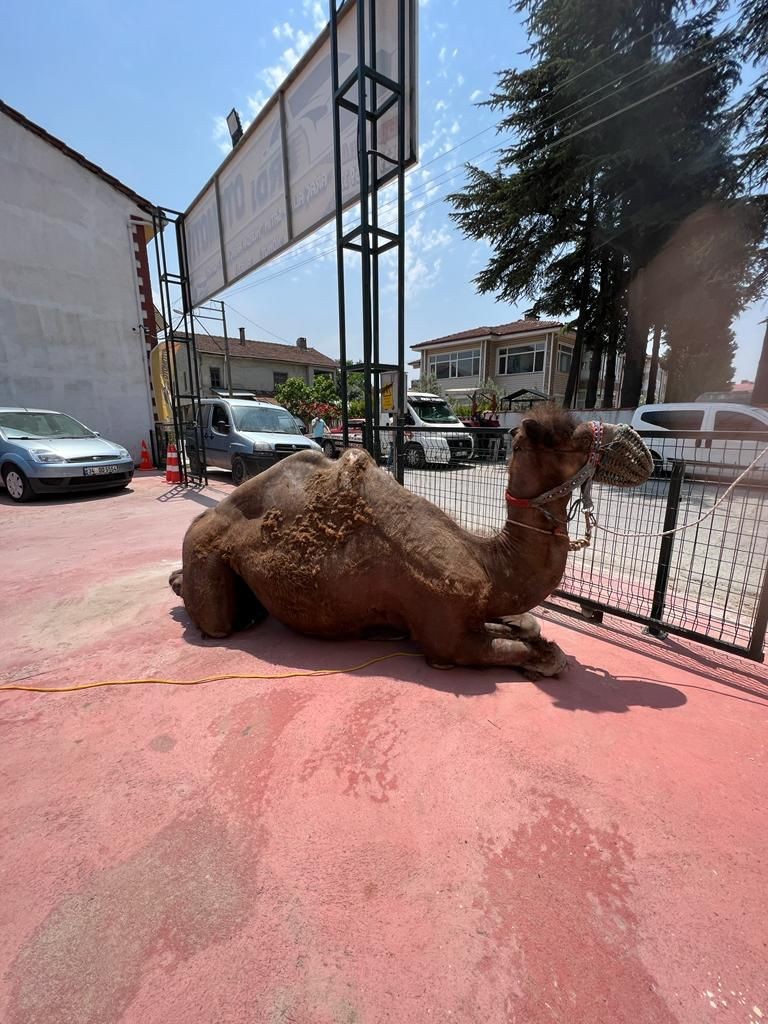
[593,442,768,541]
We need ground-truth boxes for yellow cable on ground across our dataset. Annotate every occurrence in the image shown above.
[0,652,423,694]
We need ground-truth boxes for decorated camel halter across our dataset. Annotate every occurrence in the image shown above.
[505,421,603,551]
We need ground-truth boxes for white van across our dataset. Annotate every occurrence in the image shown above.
[631,403,768,481]
[381,392,474,468]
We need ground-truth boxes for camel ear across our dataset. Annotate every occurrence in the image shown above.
[521,417,542,443]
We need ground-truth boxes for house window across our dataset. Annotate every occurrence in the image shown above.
[209,366,222,389]
[558,345,573,374]
[273,372,288,389]
[497,343,545,375]
[427,348,480,379]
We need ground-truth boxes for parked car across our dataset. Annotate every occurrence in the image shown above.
[185,397,322,485]
[0,407,134,503]
[325,419,366,459]
[631,402,768,482]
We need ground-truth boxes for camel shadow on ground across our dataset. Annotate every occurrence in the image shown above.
[169,606,688,712]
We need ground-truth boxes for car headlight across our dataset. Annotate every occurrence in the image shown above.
[253,441,273,452]
[116,447,130,459]
[29,449,65,464]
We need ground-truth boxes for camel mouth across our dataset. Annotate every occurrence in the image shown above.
[594,424,654,487]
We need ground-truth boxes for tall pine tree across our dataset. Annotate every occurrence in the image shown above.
[449,0,750,407]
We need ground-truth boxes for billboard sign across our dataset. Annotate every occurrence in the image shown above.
[184,0,418,308]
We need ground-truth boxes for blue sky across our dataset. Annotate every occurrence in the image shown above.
[2,0,764,382]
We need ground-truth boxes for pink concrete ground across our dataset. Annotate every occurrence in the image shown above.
[1,472,766,1024]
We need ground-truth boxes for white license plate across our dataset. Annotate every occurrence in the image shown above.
[83,464,120,477]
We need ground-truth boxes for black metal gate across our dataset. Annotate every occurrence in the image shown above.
[151,207,207,487]
[549,429,768,661]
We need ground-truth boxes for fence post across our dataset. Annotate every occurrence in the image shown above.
[647,459,685,637]
[748,556,768,662]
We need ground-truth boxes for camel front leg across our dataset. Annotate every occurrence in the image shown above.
[422,627,567,678]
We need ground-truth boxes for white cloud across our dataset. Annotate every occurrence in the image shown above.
[438,46,447,63]
[457,73,465,87]
[419,0,430,6]
[262,28,314,91]
[452,48,459,58]
[272,22,294,40]
[450,119,460,135]
[435,99,447,112]
[246,91,267,117]
[470,89,483,102]
[383,210,453,298]
[303,0,327,31]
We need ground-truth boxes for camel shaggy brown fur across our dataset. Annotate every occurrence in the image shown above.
[170,410,649,676]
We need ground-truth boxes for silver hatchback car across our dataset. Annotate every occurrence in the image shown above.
[0,407,134,502]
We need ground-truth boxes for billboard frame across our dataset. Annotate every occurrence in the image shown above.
[182,0,418,307]
[330,0,409,482]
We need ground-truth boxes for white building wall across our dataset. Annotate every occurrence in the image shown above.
[0,112,154,459]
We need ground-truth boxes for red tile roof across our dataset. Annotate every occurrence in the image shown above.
[192,333,338,368]
[412,319,564,350]
[1,99,156,215]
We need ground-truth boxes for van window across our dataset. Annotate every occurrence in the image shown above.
[713,410,768,432]
[211,404,230,434]
[234,405,300,434]
[641,409,704,430]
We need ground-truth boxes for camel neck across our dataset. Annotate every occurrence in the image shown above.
[479,496,572,616]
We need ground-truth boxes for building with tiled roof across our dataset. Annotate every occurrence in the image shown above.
[186,328,338,398]
[411,319,576,404]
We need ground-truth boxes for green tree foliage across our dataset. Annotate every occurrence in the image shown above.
[735,0,768,191]
[273,377,312,416]
[274,376,341,422]
[450,0,763,405]
[312,373,340,406]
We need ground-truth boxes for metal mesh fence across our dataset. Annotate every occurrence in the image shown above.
[361,425,768,660]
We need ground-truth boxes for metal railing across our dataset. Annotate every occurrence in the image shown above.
[360,426,768,661]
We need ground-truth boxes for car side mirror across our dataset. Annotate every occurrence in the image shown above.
[92,431,101,437]
[300,425,308,434]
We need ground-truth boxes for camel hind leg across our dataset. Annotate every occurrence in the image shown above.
[171,555,267,638]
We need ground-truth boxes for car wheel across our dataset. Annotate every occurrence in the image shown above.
[231,455,250,486]
[404,443,426,469]
[322,439,336,459]
[3,465,35,503]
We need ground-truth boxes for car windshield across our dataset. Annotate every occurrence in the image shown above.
[0,411,94,439]
[234,406,300,434]
[410,399,460,424]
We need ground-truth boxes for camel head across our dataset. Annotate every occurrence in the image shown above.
[507,411,653,502]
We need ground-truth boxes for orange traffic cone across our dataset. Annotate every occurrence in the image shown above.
[138,440,154,471]
[165,443,181,484]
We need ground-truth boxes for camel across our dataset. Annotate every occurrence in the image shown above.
[169,409,652,677]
